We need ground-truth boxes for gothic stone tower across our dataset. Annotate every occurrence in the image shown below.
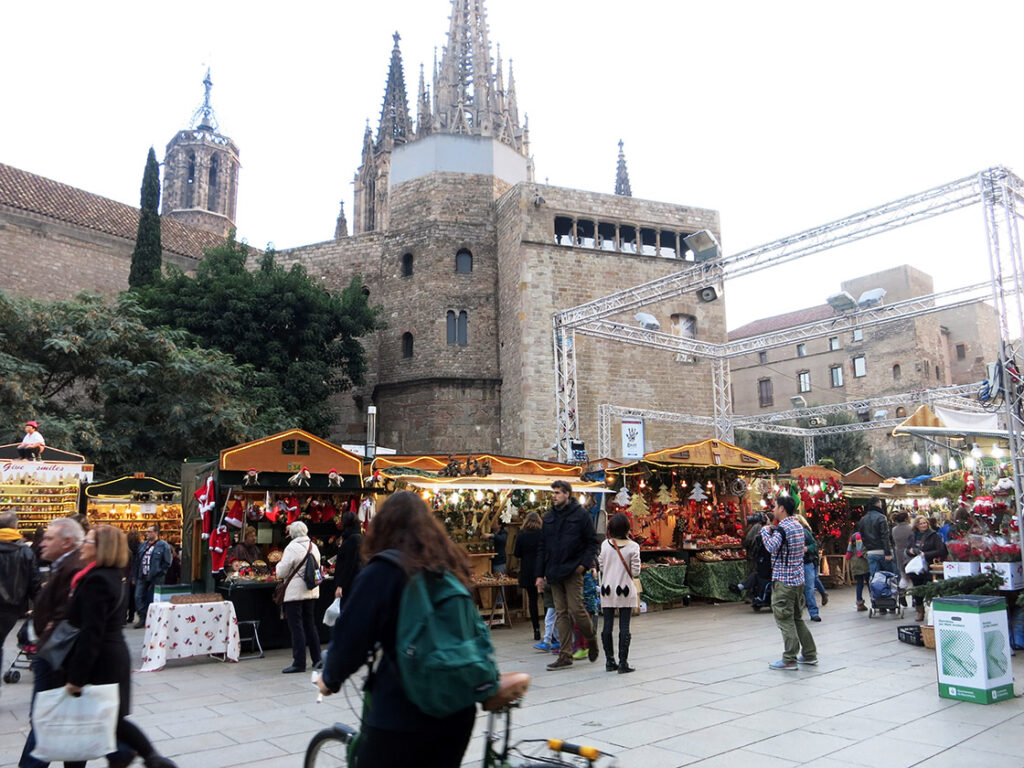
[162,70,240,239]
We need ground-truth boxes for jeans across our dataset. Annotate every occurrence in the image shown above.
[0,610,17,686]
[550,570,595,661]
[134,577,163,623]
[543,607,557,644]
[854,573,868,603]
[803,564,820,618]
[771,581,817,663]
[867,553,894,579]
[283,599,322,669]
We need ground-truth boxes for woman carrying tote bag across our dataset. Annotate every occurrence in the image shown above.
[62,525,178,768]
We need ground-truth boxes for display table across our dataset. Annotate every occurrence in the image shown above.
[139,600,240,671]
[473,579,518,627]
[639,564,690,604]
[685,559,747,602]
[217,578,335,650]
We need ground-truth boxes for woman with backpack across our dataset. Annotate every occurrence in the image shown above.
[275,521,323,674]
[316,491,489,767]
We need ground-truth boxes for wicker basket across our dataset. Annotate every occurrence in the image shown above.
[169,593,223,605]
[922,624,936,649]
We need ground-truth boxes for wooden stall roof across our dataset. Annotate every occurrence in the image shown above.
[371,454,583,477]
[786,465,844,482]
[631,439,779,471]
[219,429,363,476]
[0,443,86,462]
[842,465,886,486]
[86,475,179,499]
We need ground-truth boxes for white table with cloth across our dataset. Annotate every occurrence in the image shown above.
[139,600,241,671]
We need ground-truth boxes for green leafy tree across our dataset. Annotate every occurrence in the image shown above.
[134,237,382,435]
[0,290,254,478]
[735,412,870,473]
[128,147,163,288]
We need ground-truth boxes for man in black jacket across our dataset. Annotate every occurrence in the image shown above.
[0,511,41,689]
[858,497,894,579]
[535,481,600,670]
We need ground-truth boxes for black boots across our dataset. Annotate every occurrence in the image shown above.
[618,635,634,674]
[602,634,617,671]
[533,623,541,641]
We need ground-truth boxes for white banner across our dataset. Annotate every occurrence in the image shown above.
[621,418,645,460]
[0,461,94,484]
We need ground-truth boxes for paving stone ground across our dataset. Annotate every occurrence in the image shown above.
[3,587,1023,767]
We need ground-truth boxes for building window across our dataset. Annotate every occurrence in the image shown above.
[401,253,414,277]
[208,154,220,211]
[956,343,967,360]
[935,365,941,380]
[446,311,456,345]
[455,249,473,273]
[758,378,773,408]
[852,329,863,342]
[457,310,468,346]
[576,220,596,249]
[893,363,901,382]
[796,343,806,358]
[896,406,907,418]
[853,356,867,377]
[798,370,811,393]
[758,351,768,365]
[281,439,309,455]
[671,313,696,363]
[554,216,573,245]
[829,336,840,351]
[830,365,844,388]
[447,310,468,346]
[402,332,413,358]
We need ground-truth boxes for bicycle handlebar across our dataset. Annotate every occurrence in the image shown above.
[547,740,602,760]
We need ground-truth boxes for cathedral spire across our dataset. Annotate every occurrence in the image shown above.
[190,67,218,131]
[335,201,348,239]
[614,140,632,197]
[435,0,496,136]
[376,32,413,149]
[416,63,432,138]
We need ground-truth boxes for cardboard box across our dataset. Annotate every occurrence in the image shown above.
[981,561,1024,591]
[943,561,981,579]
[154,584,191,603]
[933,596,1014,705]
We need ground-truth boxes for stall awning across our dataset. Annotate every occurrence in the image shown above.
[619,439,779,472]
[393,473,611,494]
[86,475,180,499]
[372,454,582,477]
[891,405,1006,439]
[220,429,363,477]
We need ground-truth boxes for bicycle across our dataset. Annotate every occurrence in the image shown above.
[304,672,617,768]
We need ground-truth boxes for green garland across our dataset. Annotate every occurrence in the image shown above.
[907,572,1005,604]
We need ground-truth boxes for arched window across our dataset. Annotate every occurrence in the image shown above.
[457,310,468,346]
[893,363,902,382]
[455,249,473,273]
[208,155,220,211]
[401,253,414,277]
[896,406,907,418]
[446,311,456,345]
[402,332,414,358]
[185,152,196,207]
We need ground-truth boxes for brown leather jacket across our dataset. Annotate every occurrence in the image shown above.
[33,549,83,648]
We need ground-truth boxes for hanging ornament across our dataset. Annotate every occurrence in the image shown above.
[613,486,631,506]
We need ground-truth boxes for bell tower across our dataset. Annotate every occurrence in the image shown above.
[162,70,240,238]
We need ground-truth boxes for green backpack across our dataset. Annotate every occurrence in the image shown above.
[375,551,500,718]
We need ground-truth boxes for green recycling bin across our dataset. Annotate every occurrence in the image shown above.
[933,595,1014,704]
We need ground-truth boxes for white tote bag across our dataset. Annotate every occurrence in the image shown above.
[31,683,119,761]
[905,554,928,576]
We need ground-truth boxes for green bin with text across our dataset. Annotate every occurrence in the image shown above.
[933,595,1014,704]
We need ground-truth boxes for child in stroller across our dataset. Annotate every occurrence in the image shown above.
[867,570,904,618]
[3,618,36,684]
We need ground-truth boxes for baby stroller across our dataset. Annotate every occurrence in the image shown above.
[750,575,772,612]
[3,618,37,684]
[867,571,904,619]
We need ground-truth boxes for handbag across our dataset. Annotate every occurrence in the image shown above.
[610,541,641,606]
[36,620,80,671]
[273,541,312,605]
[905,553,928,575]
[303,552,324,590]
[30,683,119,761]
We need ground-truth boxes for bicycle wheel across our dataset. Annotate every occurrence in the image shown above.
[304,723,357,768]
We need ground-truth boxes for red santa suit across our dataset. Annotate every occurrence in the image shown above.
[209,525,230,573]
[194,476,216,539]
[285,496,301,526]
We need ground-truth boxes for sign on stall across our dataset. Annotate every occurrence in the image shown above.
[621,418,645,460]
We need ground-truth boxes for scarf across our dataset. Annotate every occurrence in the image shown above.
[0,527,23,542]
[845,532,865,559]
[70,561,97,595]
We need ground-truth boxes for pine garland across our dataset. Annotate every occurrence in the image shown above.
[907,572,1005,604]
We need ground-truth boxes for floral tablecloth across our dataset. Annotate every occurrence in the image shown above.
[139,601,241,672]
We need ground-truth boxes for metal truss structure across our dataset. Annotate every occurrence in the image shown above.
[559,167,1024,526]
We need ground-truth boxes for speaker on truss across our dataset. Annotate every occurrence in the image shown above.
[697,286,720,303]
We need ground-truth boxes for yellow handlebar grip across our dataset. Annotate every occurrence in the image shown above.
[579,746,600,760]
[548,739,563,751]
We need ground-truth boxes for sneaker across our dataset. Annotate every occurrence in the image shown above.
[547,657,573,671]
[533,641,553,651]
[728,583,743,596]
[821,593,829,606]
[810,616,822,622]
[797,655,819,666]
[572,648,588,660]
[768,660,798,671]
[856,602,868,612]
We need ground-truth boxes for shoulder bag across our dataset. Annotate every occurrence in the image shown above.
[611,541,642,598]
[273,541,312,605]
[36,620,80,671]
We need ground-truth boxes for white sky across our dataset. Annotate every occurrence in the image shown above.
[3,0,1021,330]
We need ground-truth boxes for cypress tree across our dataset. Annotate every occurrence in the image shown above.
[128,147,162,288]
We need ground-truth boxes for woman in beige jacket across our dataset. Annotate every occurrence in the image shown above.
[275,521,323,673]
[598,513,641,674]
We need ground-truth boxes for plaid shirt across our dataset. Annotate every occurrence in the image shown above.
[761,516,805,586]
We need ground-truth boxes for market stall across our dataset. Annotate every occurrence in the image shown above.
[607,439,779,603]
[85,475,183,546]
[196,429,366,648]
[0,445,93,537]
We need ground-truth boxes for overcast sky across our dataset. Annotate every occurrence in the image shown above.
[3,0,1021,330]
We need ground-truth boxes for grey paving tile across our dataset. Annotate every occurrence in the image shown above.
[745,730,857,762]
[613,743,703,767]
[826,733,945,766]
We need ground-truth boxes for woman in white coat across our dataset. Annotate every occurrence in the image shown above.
[275,521,323,673]
[598,513,641,673]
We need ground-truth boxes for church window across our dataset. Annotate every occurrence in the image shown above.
[575,220,596,249]
[447,310,468,346]
[402,332,414,358]
[401,253,414,277]
[639,228,658,256]
[446,311,456,344]
[659,230,678,258]
[457,311,468,346]
[619,225,637,254]
[185,152,196,207]
[208,155,220,212]
[455,249,473,273]
[597,222,617,251]
[554,217,574,246]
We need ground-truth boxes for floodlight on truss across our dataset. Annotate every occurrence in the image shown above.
[682,230,720,262]
[858,288,887,308]
[826,291,858,312]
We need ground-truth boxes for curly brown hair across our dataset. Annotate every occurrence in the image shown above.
[362,491,473,588]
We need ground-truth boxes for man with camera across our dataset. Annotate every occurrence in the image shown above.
[761,496,817,670]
